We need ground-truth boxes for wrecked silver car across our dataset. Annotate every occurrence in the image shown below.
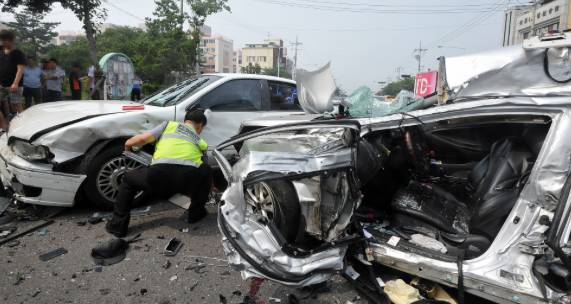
[214,35,571,303]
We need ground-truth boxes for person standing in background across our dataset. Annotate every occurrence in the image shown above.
[40,59,49,103]
[23,56,43,108]
[44,58,65,102]
[69,63,82,100]
[87,65,95,99]
[0,30,26,128]
[131,75,142,101]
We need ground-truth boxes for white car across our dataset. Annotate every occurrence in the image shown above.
[0,74,303,209]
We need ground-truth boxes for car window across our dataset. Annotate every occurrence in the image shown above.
[143,76,221,107]
[268,81,302,111]
[197,79,262,111]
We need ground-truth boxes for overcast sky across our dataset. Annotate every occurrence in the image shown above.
[0,0,515,91]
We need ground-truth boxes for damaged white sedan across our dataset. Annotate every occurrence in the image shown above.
[0,74,302,209]
[214,35,571,303]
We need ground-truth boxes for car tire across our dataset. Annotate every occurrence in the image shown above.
[246,180,301,242]
[83,143,145,210]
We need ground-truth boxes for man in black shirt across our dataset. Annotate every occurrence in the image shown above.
[0,30,26,128]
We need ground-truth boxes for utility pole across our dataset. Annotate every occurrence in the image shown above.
[395,66,404,80]
[290,36,303,80]
[180,0,184,31]
[413,41,428,73]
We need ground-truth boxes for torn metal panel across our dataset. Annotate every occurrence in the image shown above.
[441,45,571,100]
[296,63,336,114]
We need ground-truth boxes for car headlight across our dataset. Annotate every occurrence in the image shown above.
[11,140,52,161]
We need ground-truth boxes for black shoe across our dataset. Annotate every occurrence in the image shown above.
[187,208,208,224]
[105,220,127,238]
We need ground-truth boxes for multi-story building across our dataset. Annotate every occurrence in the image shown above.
[503,0,571,46]
[233,50,242,73]
[200,34,234,73]
[54,31,84,46]
[241,38,287,72]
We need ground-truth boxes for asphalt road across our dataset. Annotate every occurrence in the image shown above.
[0,202,363,304]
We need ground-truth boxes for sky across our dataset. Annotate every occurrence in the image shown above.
[0,0,518,91]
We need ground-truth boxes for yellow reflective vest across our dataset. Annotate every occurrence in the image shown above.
[152,121,208,167]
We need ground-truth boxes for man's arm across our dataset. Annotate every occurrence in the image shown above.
[10,64,24,93]
[124,132,156,151]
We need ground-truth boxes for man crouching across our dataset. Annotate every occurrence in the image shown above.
[106,110,211,238]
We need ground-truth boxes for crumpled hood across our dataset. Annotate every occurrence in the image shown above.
[9,100,143,141]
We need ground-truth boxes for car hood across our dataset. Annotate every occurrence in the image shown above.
[9,100,146,141]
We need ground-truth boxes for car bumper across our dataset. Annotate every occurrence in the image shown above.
[0,135,86,207]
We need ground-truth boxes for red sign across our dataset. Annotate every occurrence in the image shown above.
[122,105,145,111]
[414,71,438,97]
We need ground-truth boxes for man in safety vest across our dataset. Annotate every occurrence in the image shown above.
[105,110,211,238]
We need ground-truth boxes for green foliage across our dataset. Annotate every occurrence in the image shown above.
[144,0,197,82]
[381,77,415,96]
[7,9,59,57]
[242,63,261,74]
[261,66,291,79]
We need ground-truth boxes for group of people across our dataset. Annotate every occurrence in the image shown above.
[0,30,99,129]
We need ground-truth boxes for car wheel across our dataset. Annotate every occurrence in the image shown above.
[245,180,301,242]
[84,143,144,209]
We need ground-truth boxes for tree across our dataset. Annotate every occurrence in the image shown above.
[1,0,106,98]
[186,0,230,73]
[144,0,197,83]
[7,9,59,57]
[243,63,261,74]
[381,77,415,96]
[261,66,291,79]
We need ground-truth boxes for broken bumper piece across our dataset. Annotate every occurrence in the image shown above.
[0,135,85,207]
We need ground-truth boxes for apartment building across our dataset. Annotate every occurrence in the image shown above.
[502,0,570,46]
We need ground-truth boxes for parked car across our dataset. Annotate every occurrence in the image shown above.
[0,74,303,209]
[213,37,571,303]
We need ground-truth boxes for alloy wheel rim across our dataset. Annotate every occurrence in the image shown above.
[245,182,276,221]
[96,156,143,202]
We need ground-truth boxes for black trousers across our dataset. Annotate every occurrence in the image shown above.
[45,90,62,102]
[108,164,212,234]
[23,87,42,108]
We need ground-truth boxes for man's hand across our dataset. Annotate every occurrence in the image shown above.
[9,83,18,93]
[124,133,156,152]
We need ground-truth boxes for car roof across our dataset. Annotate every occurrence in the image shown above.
[203,73,296,85]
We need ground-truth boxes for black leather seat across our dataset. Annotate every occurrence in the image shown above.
[390,136,537,253]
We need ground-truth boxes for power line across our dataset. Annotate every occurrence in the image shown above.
[259,0,509,9]
[102,0,146,22]
[252,0,507,14]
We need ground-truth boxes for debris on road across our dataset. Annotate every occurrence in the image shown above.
[162,260,171,269]
[384,279,421,304]
[0,219,54,246]
[163,237,183,256]
[39,247,68,261]
[0,226,16,238]
[140,288,148,296]
[219,294,227,304]
[169,275,177,282]
[90,206,152,223]
[37,227,49,236]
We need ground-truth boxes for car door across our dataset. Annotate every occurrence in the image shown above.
[191,78,265,150]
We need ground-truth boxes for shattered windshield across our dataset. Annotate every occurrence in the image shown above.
[143,75,221,107]
[347,87,433,118]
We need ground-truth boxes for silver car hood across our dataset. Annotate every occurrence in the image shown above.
[9,100,143,141]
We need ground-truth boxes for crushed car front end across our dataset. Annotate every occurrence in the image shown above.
[215,121,367,285]
[0,132,86,207]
